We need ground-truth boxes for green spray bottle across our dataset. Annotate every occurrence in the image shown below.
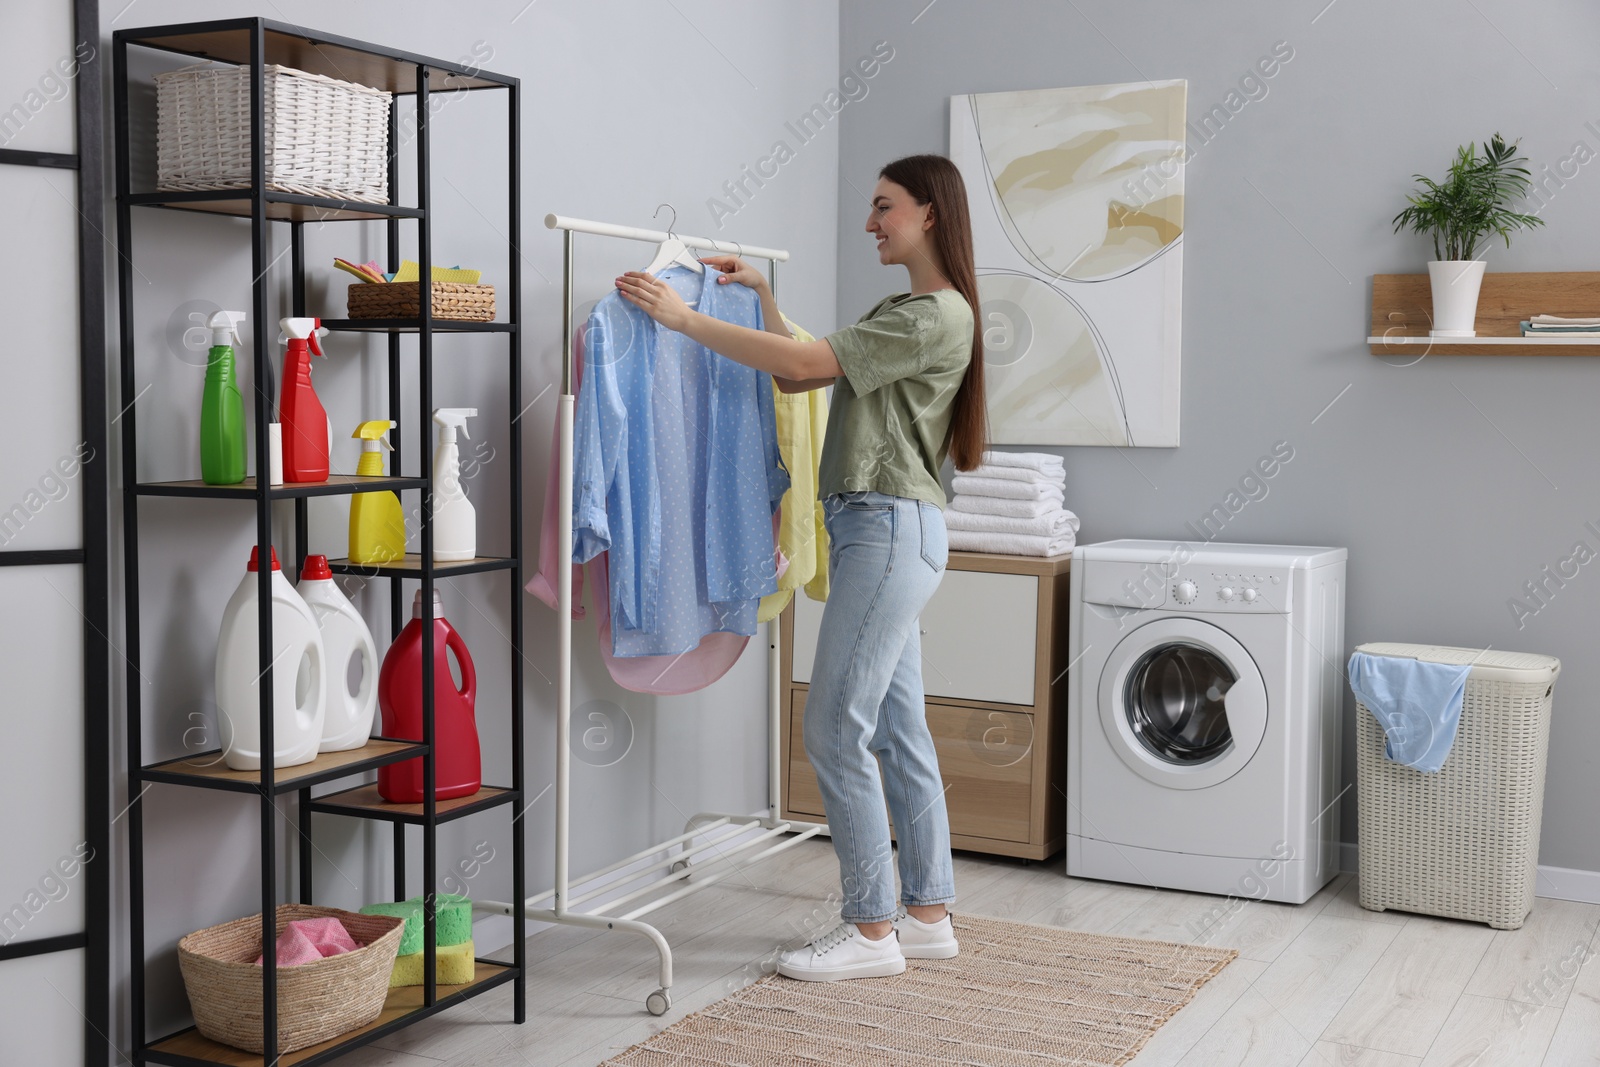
[201,310,247,485]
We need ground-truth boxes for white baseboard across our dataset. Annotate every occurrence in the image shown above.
[1338,843,1600,905]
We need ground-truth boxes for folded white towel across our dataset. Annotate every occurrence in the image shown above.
[951,474,1064,502]
[949,494,1062,520]
[980,450,1065,475]
[948,529,1075,557]
[966,463,1067,487]
[946,506,1079,538]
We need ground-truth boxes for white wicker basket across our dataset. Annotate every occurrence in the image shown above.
[156,63,391,203]
[1354,642,1559,929]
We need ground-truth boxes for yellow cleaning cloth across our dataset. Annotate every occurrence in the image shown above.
[391,259,482,285]
[759,315,830,623]
[389,939,475,987]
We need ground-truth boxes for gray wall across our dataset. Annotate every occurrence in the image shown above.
[839,0,1600,872]
[103,0,840,1044]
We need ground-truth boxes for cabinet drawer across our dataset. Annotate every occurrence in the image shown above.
[792,569,1039,705]
[786,690,1035,844]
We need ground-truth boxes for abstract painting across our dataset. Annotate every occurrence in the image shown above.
[950,80,1186,447]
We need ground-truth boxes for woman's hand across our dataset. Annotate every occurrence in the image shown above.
[699,254,769,293]
[615,271,696,332]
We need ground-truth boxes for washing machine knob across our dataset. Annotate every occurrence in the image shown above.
[1241,587,1259,603]
[1218,586,1236,602]
[1174,580,1198,603]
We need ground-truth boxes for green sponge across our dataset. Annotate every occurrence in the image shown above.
[405,893,472,947]
[360,901,424,956]
[389,939,475,987]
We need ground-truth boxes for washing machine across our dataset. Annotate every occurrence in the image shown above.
[1066,540,1346,903]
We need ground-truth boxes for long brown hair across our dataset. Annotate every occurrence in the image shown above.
[879,153,988,471]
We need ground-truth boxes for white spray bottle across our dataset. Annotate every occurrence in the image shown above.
[432,408,478,562]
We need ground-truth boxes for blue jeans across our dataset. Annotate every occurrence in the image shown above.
[805,490,956,924]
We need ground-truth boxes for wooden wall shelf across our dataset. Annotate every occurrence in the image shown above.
[1368,271,1600,355]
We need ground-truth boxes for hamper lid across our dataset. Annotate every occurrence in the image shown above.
[1354,642,1560,685]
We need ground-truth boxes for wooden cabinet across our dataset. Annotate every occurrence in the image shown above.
[778,550,1072,861]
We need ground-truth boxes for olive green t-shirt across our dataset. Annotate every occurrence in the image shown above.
[818,288,974,507]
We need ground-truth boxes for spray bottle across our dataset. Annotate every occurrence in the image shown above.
[432,408,478,562]
[349,419,406,564]
[278,317,331,483]
[200,310,247,485]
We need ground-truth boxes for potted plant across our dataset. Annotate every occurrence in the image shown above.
[1392,133,1544,337]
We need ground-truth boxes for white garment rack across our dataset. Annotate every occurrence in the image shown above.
[477,212,824,1016]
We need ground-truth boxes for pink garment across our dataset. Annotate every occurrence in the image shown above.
[254,917,359,966]
[526,325,785,695]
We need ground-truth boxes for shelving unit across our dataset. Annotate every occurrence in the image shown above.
[1368,271,1600,355]
[113,19,524,1065]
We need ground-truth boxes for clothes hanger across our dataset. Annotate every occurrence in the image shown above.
[642,203,706,277]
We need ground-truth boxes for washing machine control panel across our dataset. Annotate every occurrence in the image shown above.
[1167,568,1290,613]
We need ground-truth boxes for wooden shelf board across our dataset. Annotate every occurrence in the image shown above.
[136,474,427,500]
[320,318,515,333]
[307,783,514,823]
[143,961,515,1066]
[140,739,424,794]
[948,549,1072,577]
[325,554,514,579]
[1369,271,1600,356]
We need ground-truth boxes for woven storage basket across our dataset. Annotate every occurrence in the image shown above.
[156,64,391,203]
[1355,642,1559,929]
[347,281,496,321]
[177,904,405,1054]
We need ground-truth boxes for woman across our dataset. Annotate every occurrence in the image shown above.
[614,153,987,982]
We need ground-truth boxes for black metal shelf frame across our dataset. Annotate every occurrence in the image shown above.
[0,3,111,1065]
[113,18,524,1066]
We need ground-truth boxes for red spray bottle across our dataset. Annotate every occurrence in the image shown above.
[377,589,482,802]
[278,317,330,482]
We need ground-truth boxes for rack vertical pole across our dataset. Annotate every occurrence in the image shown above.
[247,21,280,1066]
[416,62,439,1009]
[555,228,574,917]
[508,77,527,1023]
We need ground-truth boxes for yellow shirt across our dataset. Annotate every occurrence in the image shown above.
[758,315,830,622]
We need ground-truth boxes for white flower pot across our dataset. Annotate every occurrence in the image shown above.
[1428,260,1487,337]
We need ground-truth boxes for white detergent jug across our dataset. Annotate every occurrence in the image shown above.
[297,554,379,752]
[216,546,326,771]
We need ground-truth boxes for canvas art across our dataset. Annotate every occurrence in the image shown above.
[949,80,1186,447]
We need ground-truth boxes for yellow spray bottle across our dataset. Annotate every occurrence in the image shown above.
[349,420,406,564]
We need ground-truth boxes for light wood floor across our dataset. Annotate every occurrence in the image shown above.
[346,835,1600,1066]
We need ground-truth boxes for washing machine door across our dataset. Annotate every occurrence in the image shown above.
[1097,617,1268,790]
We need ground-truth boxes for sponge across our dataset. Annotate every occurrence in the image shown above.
[405,893,472,947]
[359,901,424,956]
[389,939,475,987]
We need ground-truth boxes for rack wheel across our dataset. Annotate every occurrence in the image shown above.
[670,859,689,875]
[646,988,672,1015]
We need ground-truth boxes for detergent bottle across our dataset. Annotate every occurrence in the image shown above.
[432,408,478,562]
[215,546,326,771]
[278,317,331,482]
[376,588,480,802]
[348,419,406,564]
[200,310,247,485]
[297,554,379,752]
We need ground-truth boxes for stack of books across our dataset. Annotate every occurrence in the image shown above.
[1520,315,1600,338]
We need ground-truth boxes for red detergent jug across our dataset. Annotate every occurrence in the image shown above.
[377,589,481,802]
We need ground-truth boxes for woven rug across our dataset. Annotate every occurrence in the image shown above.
[600,913,1237,1066]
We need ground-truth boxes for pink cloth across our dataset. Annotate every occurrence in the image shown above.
[526,325,784,694]
[254,917,359,966]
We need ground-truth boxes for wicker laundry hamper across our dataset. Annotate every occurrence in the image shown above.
[1354,642,1560,929]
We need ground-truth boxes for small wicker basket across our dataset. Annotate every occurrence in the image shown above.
[347,282,496,322]
[156,63,391,203]
[177,904,405,1055]
[1355,642,1560,930]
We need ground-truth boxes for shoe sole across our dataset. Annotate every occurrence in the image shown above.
[899,942,960,960]
[776,956,907,982]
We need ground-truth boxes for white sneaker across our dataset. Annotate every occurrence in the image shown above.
[776,921,906,982]
[893,905,959,959]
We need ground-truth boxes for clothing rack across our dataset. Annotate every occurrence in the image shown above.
[477,212,824,1016]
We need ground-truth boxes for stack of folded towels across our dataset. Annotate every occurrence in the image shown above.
[947,451,1079,558]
